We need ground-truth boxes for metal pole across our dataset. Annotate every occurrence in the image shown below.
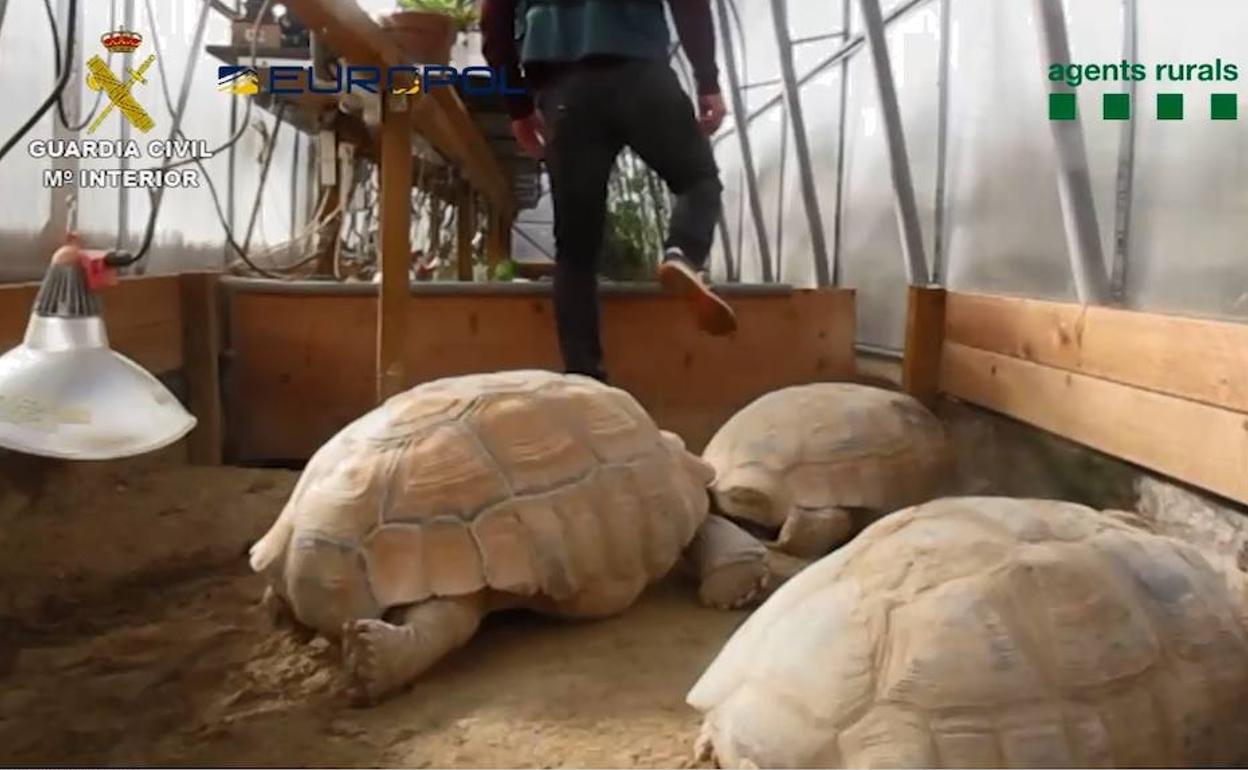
[1034,0,1110,304]
[831,0,850,287]
[768,0,831,286]
[117,0,135,250]
[775,106,787,280]
[714,0,773,282]
[713,0,934,148]
[716,214,736,282]
[1110,0,1138,303]
[932,0,951,284]
[856,0,929,286]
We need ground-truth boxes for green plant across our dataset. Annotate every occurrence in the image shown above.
[599,151,669,281]
[396,0,479,30]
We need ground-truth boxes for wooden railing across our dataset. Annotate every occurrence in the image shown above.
[904,287,1248,505]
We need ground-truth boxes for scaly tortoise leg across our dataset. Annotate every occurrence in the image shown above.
[685,515,770,610]
[342,593,486,705]
[774,507,854,559]
[261,586,316,642]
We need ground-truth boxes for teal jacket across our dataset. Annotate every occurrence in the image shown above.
[517,0,671,64]
[482,0,720,118]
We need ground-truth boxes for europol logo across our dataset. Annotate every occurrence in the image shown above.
[217,66,260,96]
[84,29,156,134]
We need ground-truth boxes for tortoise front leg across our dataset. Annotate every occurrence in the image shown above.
[342,593,486,705]
[685,515,770,610]
[774,507,853,558]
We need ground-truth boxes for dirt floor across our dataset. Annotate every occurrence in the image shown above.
[0,456,746,767]
[1,555,744,767]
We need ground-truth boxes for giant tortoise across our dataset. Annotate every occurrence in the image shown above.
[250,370,767,703]
[704,383,952,558]
[688,497,1248,768]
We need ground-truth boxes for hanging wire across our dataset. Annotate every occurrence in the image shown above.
[0,0,77,161]
[40,0,118,132]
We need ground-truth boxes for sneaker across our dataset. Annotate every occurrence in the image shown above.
[658,249,738,336]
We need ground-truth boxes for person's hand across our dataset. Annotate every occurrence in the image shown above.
[698,93,727,135]
[511,112,548,159]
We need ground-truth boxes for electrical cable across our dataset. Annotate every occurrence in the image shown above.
[0,0,77,162]
[134,0,272,176]
[102,0,211,269]
[241,102,286,255]
[136,0,295,278]
[40,0,117,132]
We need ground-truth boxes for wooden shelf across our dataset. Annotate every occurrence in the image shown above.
[282,0,513,217]
[203,43,312,64]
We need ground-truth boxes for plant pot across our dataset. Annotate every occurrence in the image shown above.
[379,11,456,65]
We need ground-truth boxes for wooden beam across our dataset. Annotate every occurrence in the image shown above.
[941,342,1248,506]
[377,93,413,402]
[179,272,223,465]
[946,292,1248,414]
[281,0,513,217]
[456,186,475,282]
[902,285,946,407]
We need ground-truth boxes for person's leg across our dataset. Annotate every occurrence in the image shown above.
[539,73,624,380]
[611,60,736,335]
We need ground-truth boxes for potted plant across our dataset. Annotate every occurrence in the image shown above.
[380,0,478,66]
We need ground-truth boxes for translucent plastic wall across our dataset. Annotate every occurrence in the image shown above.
[0,0,317,280]
[704,0,1248,349]
[4,0,1247,347]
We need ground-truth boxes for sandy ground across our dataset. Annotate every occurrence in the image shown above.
[0,564,745,768]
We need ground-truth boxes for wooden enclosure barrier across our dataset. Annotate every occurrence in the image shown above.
[223,281,857,461]
[903,287,1248,506]
[0,273,223,464]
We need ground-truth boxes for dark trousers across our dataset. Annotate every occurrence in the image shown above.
[535,57,723,381]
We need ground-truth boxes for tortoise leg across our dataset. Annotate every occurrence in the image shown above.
[261,586,316,642]
[774,507,854,558]
[685,515,770,610]
[341,593,485,705]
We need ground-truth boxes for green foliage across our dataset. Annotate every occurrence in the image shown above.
[492,259,517,282]
[599,152,669,282]
[396,0,479,30]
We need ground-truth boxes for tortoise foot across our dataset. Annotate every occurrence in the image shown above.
[341,619,414,706]
[699,558,769,610]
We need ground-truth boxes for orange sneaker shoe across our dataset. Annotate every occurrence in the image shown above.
[658,250,738,336]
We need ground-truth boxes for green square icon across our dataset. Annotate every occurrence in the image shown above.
[1049,92,1076,121]
[1103,93,1130,120]
[1157,93,1184,120]
[1212,93,1238,120]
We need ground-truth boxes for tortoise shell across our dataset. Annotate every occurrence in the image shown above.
[703,384,952,528]
[250,371,711,635]
[688,497,1248,767]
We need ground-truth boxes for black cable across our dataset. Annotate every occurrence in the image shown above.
[41,0,116,132]
[120,0,284,279]
[241,102,287,255]
[104,0,211,268]
[0,0,77,162]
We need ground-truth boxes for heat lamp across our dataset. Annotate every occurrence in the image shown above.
[0,235,196,460]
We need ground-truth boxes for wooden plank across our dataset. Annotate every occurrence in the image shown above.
[902,285,946,407]
[226,287,857,460]
[456,187,475,282]
[946,292,1248,414]
[941,341,1248,506]
[179,273,223,465]
[281,0,513,216]
[0,276,183,374]
[377,94,413,402]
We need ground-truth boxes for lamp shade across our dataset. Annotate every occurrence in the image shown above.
[0,314,196,460]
